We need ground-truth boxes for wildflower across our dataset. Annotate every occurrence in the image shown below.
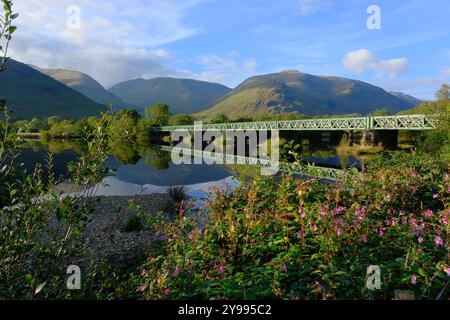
[174,266,180,276]
[141,269,148,277]
[219,265,225,273]
[319,209,327,216]
[433,194,439,199]
[435,235,443,247]
[444,267,450,277]
[280,264,287,272]
[417,236,423,244]
[296,232,302,239]
[442,215,447,225]
[424,209,433,217]
[313,280,323,290]
[164,289,171,296]
[362,236,368,243]
[205,275,211,280]
[411,275,417,285]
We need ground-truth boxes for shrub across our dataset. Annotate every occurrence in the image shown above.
[125,215,143,232]
[136,154,449,300]
[167,186,189,204]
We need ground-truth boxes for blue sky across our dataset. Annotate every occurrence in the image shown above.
[10,0,450,99]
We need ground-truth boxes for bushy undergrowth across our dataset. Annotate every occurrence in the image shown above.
[137,153,449,300]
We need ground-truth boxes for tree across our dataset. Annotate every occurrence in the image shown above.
[169,114,194,126]
[144,103,172,126]
[28,117,48,132]
[47,115,62,126]
[0,0,18,72]
[210,113,228,124]
[368,108,391,116]
[108,109,141,141]
[435,84,450,101]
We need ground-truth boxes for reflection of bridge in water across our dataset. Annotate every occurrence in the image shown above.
[152,115,438,132]
[155,145,350,181]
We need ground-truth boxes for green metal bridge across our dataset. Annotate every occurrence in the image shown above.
[152,114,437,132]
[155,145,349,181]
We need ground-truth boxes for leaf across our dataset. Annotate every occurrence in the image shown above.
[35,282,47,294]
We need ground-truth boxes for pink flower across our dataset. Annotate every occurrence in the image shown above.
[442,215,447,225]
[219,265,225,273]
[296,232,302,239]
[205,275,211,280]
[411,275,417,285]
[298,207,306,218]
[424,209,433,217]
[433,194,439,199]
[417,237,423,244]
[444,267,450,277]
[140,269,148,277]
[164,289,171,296]
[435,235,443,247]
[280,264,287,272]
[313,280,323,290]
[362,236,368,243]
[319,209,327,216]
[174,266,180,276]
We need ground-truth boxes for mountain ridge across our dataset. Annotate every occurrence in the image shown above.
[0,60,105,120]
[198,70,420,119]
[109,77,232,114]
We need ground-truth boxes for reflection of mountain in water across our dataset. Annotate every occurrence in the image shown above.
[109,155,233,186]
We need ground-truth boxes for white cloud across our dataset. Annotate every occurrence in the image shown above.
[342,49,408,78]
[297,0,334,16]
[9,0,203,87]
[196,54,257,86]
[440,67,450,78]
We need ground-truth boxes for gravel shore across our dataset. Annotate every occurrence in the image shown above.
[46,194,176,268]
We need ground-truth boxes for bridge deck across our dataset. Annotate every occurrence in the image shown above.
[153,114,437,132]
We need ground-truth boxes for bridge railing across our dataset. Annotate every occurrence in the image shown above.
[152,114,438,132]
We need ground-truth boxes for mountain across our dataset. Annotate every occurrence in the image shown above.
[31,66,130,108]
[0,60,105,120]
[109,77,232,114]
[198,70,421,119]
[389,91,422,106]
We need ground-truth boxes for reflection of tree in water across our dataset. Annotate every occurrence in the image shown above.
[338,154,350,169]
[109,142,141,165]
[142,146,171,170]
[46,140,87,154]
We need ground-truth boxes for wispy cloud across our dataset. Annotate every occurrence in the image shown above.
[342,49,408,78]
[9,0,204,87]
[195,53,257,86]
[296,0,334,16]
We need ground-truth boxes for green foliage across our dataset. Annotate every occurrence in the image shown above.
[144,103,172,126]
[47,115,62,126]
[136,153,449,300]
[108,109,141,141]
[369,108,391,116]
[0,107,112,299]
[125,215,143,233]
[435,84,450,101]
[169,114,194,126]
[209,113,228,124]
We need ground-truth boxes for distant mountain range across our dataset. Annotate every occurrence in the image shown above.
[0,60,105,120]
[197,70,421,119]
[109,77,232,114]
[30,66,131,108]
[0,60,422,120]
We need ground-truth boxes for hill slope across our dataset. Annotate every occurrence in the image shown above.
[0,60,105,119]
[31,66,130,108]
[109,77,232,114]
[198,70,420,119]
